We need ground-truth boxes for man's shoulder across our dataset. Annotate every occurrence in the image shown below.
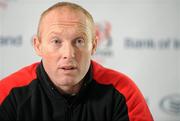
[0,62,40,104]
[92,60,133,85]
[1,62,39,82]
[92,60,141,101]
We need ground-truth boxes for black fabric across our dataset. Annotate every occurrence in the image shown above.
[0,63,129,121]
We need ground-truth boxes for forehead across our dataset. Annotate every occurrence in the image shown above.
[40,7,89,33]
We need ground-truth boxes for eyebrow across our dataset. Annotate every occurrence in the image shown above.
[48,31,88,40]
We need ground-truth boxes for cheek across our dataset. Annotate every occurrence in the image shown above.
[41,45,60,61]
[77,49,92,63]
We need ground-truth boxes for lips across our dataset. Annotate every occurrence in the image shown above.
[60,65,77,70]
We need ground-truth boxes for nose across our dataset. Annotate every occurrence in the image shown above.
[62,43,75,59]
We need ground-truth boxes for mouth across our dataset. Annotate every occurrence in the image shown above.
[59,66,77,71]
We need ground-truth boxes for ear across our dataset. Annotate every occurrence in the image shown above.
[91,35,98,55]
[33,35,43,56]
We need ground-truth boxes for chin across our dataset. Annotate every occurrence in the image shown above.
[57,78,79,86]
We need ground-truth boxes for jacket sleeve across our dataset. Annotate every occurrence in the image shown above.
[115,76,154,121]
[112,90,129,121]
[92,61,154,121]
[0,105,10,120]
[0,62,38,120]
[0,91,17,120]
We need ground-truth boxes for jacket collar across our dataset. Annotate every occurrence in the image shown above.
[36,61,93,102]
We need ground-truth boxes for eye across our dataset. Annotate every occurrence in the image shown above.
[51,38,62,45]
[74,38,85,47]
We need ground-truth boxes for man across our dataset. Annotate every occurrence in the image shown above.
[0,2,153,121]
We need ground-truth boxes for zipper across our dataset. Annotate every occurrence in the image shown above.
[65,104,72,121]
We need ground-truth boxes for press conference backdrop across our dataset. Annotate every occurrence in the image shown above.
[0,0,180,120]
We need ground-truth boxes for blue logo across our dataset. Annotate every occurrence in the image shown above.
[0,35,22,47]
[159,94,180,116]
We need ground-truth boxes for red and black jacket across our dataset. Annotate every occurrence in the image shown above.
[0,60,153,121]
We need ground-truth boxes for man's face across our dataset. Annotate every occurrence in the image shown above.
[34,7,96,88]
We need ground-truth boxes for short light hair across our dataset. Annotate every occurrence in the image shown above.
[37,2,95,39]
